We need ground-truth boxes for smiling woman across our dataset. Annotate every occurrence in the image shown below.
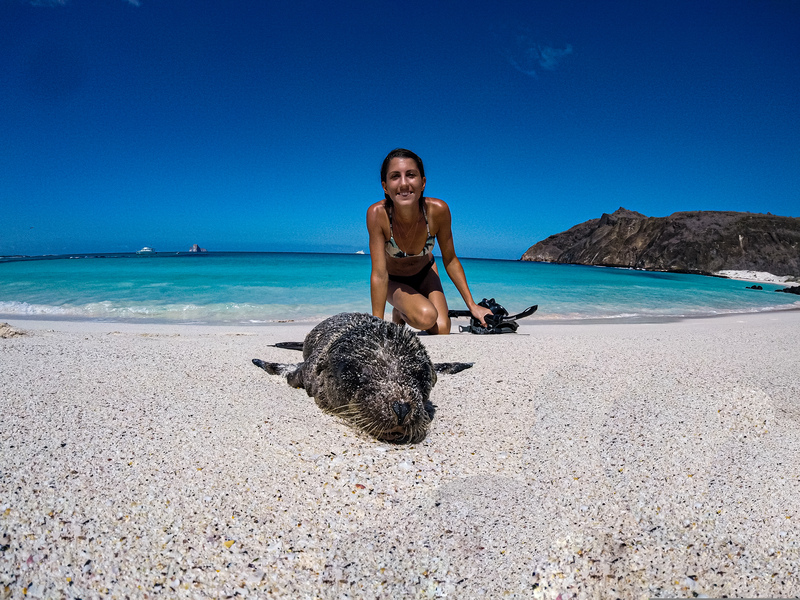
[366,148,493,335]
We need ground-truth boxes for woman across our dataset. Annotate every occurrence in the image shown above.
[366,148,492,334]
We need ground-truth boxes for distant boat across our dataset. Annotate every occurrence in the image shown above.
[136,247,156,255]
[355,250,365,255]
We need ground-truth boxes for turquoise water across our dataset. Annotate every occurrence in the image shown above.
[0,252,797,324]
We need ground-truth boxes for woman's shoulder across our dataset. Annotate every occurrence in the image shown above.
[425,196,448,208]
[424,197,451,219]
[367,200,388,218]
[366,200,390,231]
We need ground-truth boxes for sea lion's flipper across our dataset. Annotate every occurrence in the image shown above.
[433,362,473,374]
[253,358,282,374]
[252,358,305,388]
[286,368,305,389]
[271,341,304,351]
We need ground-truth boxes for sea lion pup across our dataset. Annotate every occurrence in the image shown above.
[252,313,472,443]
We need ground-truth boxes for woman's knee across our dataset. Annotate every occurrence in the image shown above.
[437,314,451,334]
[425,313,450,335]
[408,303,438,331]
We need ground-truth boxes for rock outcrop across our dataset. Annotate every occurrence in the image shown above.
[521,208,800,275]
[189,244,208,253]
[776,286,800,295]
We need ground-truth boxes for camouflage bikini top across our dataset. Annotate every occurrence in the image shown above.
[385,205,435,259]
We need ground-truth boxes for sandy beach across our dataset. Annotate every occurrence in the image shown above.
[716,269,800,287]
[2,312,799,598]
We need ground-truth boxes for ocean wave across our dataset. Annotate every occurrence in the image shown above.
[0,300,353,324]
[0,301,75,316]
[1,298,798,325]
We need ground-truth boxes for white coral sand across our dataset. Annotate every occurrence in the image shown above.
[2,313,799,598]
[716,269,799,286]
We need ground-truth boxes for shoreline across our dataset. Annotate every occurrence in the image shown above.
[2,311,799,596]
[3,301,800,332]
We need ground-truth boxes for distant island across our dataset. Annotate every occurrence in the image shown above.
[521,208,800,277]
[189,244,208,253]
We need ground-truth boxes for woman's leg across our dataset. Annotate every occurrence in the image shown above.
[418,264,451,334]
[390,306,406,325]
[386,265,451,334]
[421,288,450,334]
[386,281,439,331]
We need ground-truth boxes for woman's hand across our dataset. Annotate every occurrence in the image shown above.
[469,304,494,327]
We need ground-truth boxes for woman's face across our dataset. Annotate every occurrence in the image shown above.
[382,157,426,206]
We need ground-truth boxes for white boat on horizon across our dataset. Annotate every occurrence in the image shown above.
[136,247,156,255]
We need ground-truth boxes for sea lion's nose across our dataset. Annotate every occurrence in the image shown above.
[392,401,411,423]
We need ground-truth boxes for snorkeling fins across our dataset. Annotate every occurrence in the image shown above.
[448,298,538,334]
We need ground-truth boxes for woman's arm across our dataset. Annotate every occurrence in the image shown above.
[366,203,389,320]
[430,199,492,326]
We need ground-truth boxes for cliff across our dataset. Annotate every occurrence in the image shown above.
[521,208,800,275]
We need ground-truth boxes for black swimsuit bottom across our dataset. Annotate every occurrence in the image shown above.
[388,258,435,291]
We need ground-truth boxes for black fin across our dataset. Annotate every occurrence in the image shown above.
[434,362,473,374]
[506,305,538,320]
[271,341,304,351]
[448,304,537,321]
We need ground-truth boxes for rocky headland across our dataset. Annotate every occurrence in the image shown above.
[521,208,800,278]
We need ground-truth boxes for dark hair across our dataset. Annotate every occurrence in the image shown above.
[380,148,426,210]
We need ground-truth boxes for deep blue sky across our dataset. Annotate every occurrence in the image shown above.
[2,0,798,259]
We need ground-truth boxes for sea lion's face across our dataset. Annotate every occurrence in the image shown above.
[350,370,435,444]
[381,157,426,207]
[314,314,439,443]
[333,350,436,444]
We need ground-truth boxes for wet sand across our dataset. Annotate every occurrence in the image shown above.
[1,312,799,598]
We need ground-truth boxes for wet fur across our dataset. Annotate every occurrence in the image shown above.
[253,313,469,443]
